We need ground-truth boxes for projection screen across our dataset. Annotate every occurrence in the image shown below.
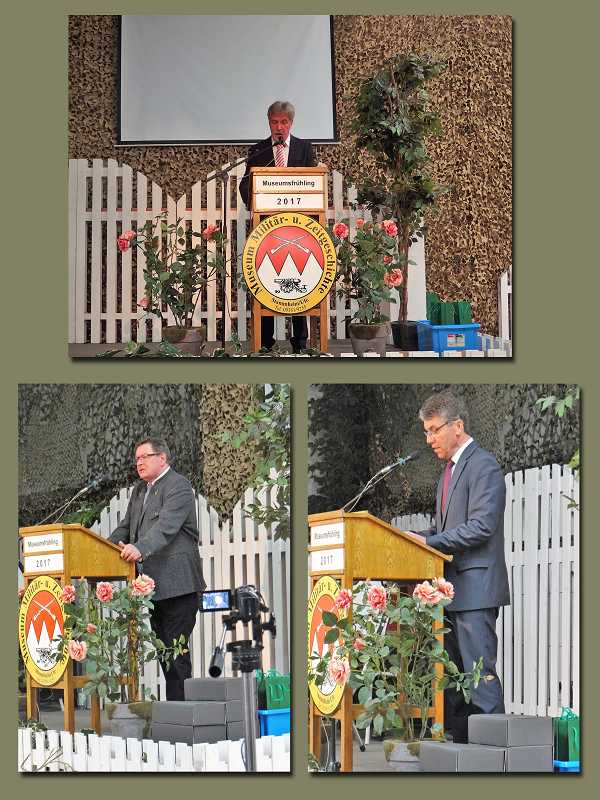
[119,15,337,145]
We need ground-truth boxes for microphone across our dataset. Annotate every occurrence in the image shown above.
[342,451,422,513]
[378,451,421,475]
[34,475,110,526]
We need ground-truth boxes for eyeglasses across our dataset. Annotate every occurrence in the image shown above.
[135,453,161,464]
[423,419,457,439]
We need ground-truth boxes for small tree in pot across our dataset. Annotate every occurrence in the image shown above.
[350,53,447,347]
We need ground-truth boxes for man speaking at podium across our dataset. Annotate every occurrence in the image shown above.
[240,100,316,352]
[109,437,205,700]
[411,392,510,743]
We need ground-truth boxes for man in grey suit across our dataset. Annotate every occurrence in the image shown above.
[411,391,510,742]
[109,437,205,700]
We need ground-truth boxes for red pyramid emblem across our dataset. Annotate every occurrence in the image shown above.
[256,226,324,275]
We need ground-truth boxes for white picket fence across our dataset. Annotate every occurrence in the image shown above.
[68,159,511,347]
[498,267,513,342]
[392,464,579,717]
[91,485,290,701]
[18,728,290,772]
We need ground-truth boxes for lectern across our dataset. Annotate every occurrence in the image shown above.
[307,509,452,772]
[18,524,135,734]
[249,166,330,351]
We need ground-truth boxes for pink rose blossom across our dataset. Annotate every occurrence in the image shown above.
[367,585,387,611]
[353,637,366,651]
[435,577,455,600]
[382,219,398,237]
[61,585,76,603]
[68,640,87,662]
[131,574,156,597]
[327,657,350,685]
[137,296,150,310]
[333,222,349,239]
[413,580,443,606]
[95,582,114,602]
[383,255,393,265]
[122,230,136,241]
[117,235,131,253]
[356,218,366,228]
[18,587,25,601]
[86,623,97,634]
[202,223,219,241]
[334,588,353,611]
[384,269,404,288]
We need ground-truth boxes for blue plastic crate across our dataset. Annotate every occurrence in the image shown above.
[258,707,290,736]
[417,320,482,353]
[554,759,580,772]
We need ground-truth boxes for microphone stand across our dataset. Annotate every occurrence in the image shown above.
[342,454,419,513]
[205,141,278,349]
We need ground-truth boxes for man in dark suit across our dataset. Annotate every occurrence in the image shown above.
[239,100,316,352]
[411,391,510,742]
[109,437,205,700]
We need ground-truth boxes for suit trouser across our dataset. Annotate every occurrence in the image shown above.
[261,315,308,350]
[150,592,199,701]
[443,608,505,742]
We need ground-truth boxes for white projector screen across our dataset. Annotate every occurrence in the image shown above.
[119,15,337,145]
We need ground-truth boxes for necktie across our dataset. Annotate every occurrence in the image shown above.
[441,460,453,513]
[275,143,286,168]
[142,482,152,507]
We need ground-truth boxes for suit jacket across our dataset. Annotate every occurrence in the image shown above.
[421,442,510,612]
[239,134,316,208]
[109,468,205,602]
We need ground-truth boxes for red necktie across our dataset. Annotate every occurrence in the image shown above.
[275,143,286,167]
[441,460,453,513]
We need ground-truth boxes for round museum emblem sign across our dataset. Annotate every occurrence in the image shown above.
[307,575,347,715]
[242,212,337,314]
[18,576,69,686]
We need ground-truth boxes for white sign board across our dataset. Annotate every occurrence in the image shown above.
[310,521,344,547]
[24,553,65,575]
[22,532,64,555]
[310,548,344,573]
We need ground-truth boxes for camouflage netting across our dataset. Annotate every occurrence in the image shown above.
[309,384,579,522]
[201,384,259,521]
[69,15,511,334]
[18,384,256,527]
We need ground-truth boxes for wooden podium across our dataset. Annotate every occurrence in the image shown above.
[249,166,329,352]
[307,509,452,772]
[19,524,135,734]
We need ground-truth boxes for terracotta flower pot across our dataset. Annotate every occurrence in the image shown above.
[162,325,206,356]
[348,322,391,357]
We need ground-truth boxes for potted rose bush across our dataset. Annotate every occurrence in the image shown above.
[58,576,186,739]
[117,215,227,355]
[332,219,404,356]
[310,579,481,770]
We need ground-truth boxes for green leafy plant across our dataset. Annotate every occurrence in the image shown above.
[332,220,403,324]
[350,52,448,321]
[96,341,195,358]
[56,578,186,703]
[536,386,580,508]
[62,501,104,529]
[310,580,481,742]
[222,384,290,540]
[117,214,229,329]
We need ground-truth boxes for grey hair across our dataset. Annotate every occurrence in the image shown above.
[134,437,171,462]
[418,391,470,432]
[268,101,295,121]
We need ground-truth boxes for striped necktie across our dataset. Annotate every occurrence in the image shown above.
[275,143,286,168]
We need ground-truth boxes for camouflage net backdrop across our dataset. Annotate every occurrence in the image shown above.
[69,15,511,334]
[18,384,257,526]
[309,384,579,522]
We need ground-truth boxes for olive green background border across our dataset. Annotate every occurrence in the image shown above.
[2,0,597,794]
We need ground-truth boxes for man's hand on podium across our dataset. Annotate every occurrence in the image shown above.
[407,531,426,544]
[117,541,142,562]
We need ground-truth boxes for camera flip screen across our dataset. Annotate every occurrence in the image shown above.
[201,589,231,612]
